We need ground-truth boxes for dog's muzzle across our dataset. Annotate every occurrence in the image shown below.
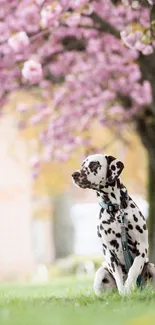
[72,171,80,182]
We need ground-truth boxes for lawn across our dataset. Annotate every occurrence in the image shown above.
[0,276,155,325]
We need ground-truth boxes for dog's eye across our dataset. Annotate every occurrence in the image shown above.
[89,161,100,172]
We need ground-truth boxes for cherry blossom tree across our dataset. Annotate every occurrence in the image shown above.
[1,0,155,260]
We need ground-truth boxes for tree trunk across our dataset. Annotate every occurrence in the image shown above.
[136,114,155,262]
[148,154,155,262]
[53,192,74,259]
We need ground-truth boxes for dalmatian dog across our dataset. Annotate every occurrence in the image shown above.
[72,154,155,295]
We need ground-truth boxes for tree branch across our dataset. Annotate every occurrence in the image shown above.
[89,12,120,39]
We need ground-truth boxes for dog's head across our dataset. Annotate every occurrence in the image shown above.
[72,154,124,190]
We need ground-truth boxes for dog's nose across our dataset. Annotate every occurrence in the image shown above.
[72,171,80,180]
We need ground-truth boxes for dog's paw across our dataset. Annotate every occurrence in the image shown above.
[123,286,131,295]
[118,284,133,296]
[118,286,126,296]
[123,282,135,295]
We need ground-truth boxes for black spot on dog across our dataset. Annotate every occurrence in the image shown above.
[97,225,102,238]
[129,247,137,255]
[99,209,103,219]
[139,211,145,220]
[107,228,112,234]
[102,278,109,284]
[117,179,121,189]
[102,215,115,225]
[100,224,104,231]
[120,264,127,274]
[111,262,115,272]
[133,214,138,222]
[130,203,135,208]
[141,253,145,258]
[110,252,118,270]
[111,165,116,171]
[111,254,119,267]
[110,240,119,250]
[112,230,115,234]
[107,169,112,178]
[128,224,133,230]
[117,216,121,223]
[116,233,121,238]
[135,225,143,234]
[136,249,140,256]
[145,249,148,254]
[128,238,134,247]
[111,192,116,199]
[109,180,116,187]
[106,155,115,165]
[116,161,123,170]
[102,243,107,249]
[89,161,101,173]
[120,189,125,195]
[143,224,147,230]
[127,233,132,240]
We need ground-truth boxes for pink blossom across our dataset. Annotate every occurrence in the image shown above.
[29,113,44,125]
[83,4,93,15]
[31,168,39,179]
[135,41,146,52]
[0,44,15,68]
[54,150,68,161]
[22,60,43,84]
[42,107,51,117]
[19,5,40,33]
[141,45,154,56]
[16,121,27,129]
[70,0,89,9]
[42,146,52,162]
[29,155,40,168]
[16,103,29,112]
[65,13,81,27]
[35,0,45,5]
[59,0,70,10]
[8,32,29,53]
[0,0,154,164]
[120,29,154,56]
[147,0,154,4]
[0,5,9,20]
[41,2,62,28]
[0,22,10,43]
[109,105,124,115]
[121,30,142,49]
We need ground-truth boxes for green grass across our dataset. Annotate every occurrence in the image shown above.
[0,276,155,325]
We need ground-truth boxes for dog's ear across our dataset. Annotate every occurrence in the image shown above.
[106,155,124,184]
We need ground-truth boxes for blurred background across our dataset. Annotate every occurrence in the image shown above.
[0,99,148,283]
[0,0,154,285]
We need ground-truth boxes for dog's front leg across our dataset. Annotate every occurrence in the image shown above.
[106,252,125,295]
[112,264,125,295]
[124,253,145,294]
